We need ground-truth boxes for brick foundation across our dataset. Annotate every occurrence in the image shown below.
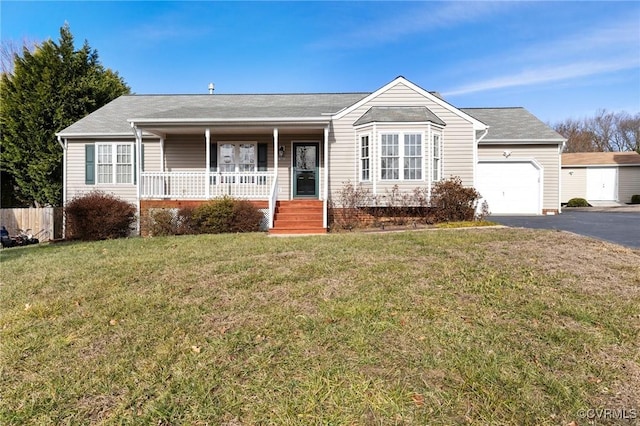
[542,209,559,215]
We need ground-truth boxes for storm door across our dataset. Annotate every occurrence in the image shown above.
[293,142,319,197]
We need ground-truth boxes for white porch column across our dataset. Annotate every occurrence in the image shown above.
[273,128,279,172]
[159,137,165,172]
[323,126,329,228]
[205,128,211,199]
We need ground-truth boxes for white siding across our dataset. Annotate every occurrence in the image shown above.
[478,144,560,211]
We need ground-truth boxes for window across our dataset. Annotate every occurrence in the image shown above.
[380,132,423,180]
[403,133,422,180]
[432,133,441,182]
[380,134,399,180]
[96,143,133,184]
[360,135,370,181]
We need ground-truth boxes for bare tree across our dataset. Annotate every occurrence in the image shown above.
[1,37,39,75]
[553,110,640,153]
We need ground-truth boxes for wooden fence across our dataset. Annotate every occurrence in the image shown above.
[0,207,63,241]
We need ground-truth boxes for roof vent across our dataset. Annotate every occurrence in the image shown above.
[208,83,215,94]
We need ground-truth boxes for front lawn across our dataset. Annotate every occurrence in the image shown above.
[1,229,638,425]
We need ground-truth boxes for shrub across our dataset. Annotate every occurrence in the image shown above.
[192,197,262,234]
[329,181,371,230]
[229,200,264,233]
[631,195,640,204]
[147,207,198,236]
[65,191,136,240]
[566,197,590,207]
[430,177,482,222]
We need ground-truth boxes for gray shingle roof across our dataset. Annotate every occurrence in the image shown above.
[58,93,369,135]
[353,106,446,126]
[461,107,565,142]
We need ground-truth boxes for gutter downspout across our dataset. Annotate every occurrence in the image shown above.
[473,128,489,185]
[58,136,67,238]
[131,122,142,235]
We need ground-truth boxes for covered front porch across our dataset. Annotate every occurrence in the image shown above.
[132,123,331,231]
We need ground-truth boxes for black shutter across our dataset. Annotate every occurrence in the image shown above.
[210,143,218,171]
[258,143,268,171]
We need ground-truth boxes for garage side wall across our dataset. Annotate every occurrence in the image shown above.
[561,167,587,203]
[478,144,561,213]
[618,166,640,203]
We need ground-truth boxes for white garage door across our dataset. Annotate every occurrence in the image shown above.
[476,161,541,215]
[586,167,617,201]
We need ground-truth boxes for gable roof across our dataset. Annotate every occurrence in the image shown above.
[562,151,640,166]
[461,107,565,143]
[353,106,446,127]
[334,76,488,130]
[58,93,369,136]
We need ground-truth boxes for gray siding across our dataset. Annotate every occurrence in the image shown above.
[478,144,560,211]
[329,82,476,199]
[618,166,640,203]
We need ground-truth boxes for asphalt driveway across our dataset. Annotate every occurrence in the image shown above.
[490,210,640,249]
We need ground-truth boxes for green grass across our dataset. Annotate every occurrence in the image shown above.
[1,229,639,425]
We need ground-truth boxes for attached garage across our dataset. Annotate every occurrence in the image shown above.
[476,160,542,215]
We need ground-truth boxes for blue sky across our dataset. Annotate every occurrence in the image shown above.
[2,1,639,123]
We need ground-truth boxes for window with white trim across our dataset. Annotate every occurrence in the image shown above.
[380,132,423,180]
[96,143,133,184]
[403,133,422,180]
[380,134,400,180]
[432,133,441,182]
[360,135,370,181]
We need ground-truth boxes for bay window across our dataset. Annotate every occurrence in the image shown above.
[432,133,441,182]
[380,132,422,180]
[360,135,370,181]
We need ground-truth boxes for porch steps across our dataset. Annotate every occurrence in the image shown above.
[269,200,326,235]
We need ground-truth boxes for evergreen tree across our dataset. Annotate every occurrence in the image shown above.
[1,24,130,206]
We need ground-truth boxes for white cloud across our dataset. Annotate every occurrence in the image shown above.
[443,16,640,96]
[312,2,519,49]
[443,58,639,96]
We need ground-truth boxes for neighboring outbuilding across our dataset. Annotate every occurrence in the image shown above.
[562,152,640,204]
[57,76,565,234]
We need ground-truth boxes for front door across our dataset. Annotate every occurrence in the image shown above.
[293,143,319,197]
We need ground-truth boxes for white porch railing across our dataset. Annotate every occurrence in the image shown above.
[140,171,275,199]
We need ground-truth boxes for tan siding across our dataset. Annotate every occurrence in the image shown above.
[164,135,206,171]
[142,140,161,172]
[478,144,560,211]
[329,82,476,200]
[618,166,640,203]
[561,167,587,202]
[65,140,138,206]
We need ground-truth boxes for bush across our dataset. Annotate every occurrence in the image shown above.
[230,200,264,233]
[566,197,590,207]
[431,177,482,222]
[329,181,371,230]
[147,206,198,236]
[631,195,640,204]
[65,191,136,240]
[192,197,262,234]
